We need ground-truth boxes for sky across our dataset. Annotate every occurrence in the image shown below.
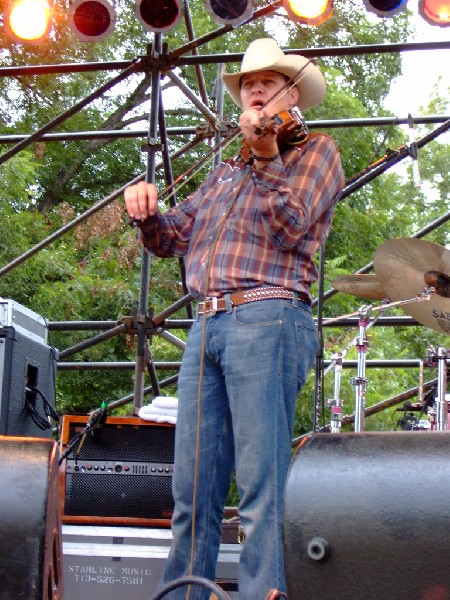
[382,4,450,116]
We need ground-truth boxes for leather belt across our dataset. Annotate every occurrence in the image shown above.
[198,287,310,316]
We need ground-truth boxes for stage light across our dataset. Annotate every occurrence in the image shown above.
[418,0,450,25]
[363,0,408,17]
[5,0,52,43]
[204,0,254,26]
[283,0,333,26]
[68,0,116,41]
[135,0,184,33]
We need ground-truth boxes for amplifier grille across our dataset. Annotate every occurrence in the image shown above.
[65,471,174,518]
[60,416,175,525]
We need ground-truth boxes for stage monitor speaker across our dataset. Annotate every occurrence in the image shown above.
[59,415,175,526]
[0,436,63,600]
[283,432,450,600]
[0,326,57,438]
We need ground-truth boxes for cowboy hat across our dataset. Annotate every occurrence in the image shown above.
[222,38,326,112]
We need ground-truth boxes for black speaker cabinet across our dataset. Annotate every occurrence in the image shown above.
[0,326,57,438]
[59,415,175,526]
[0,436,63,600]
[283,432,450,600]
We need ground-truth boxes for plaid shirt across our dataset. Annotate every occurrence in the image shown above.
[137,132,345,301]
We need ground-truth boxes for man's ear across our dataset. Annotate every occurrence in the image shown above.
[289,86,299,108]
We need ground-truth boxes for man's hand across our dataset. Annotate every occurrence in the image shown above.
[124,181,159,222]
[239,108,279,157]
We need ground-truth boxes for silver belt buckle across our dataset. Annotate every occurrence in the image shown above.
[205,296,218,318]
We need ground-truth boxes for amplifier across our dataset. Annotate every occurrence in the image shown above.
[59,415,175,527]
[0,325,57,437]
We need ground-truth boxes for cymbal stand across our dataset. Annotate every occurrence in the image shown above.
[323,287,435,433]
[329,352,344,433]
[351,305,371,433]
[426,347,449,431]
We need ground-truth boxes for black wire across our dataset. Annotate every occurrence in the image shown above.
[25,384,60,430]
[150,575,231,600]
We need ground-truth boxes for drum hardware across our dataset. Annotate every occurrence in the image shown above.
[351,305,371,433]
[327,352,344,434]
[323,290,433,432]
[394,397,432,431]
[418,358,425,406]
[373,237,450,335]
[425,346,449,431]
[292,378,440,449]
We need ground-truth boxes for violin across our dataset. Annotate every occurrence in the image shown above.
[239,108,308,164]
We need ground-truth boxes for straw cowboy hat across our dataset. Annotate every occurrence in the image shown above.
[222,38,326,112]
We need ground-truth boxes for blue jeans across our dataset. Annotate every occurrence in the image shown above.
[160,296,318,600]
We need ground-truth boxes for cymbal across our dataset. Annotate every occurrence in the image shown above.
[373,238,450,335]
[331,274,387,300]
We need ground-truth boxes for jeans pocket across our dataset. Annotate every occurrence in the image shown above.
[232,300,284,327]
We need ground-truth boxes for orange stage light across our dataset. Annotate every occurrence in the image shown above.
[283,0,333,26]
[419,0,450,25]
[6,0,52,42]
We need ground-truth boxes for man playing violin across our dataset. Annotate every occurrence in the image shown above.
[124,38,345,600]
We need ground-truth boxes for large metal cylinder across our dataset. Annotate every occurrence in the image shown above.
[283,432,450,600]
[0,437,63,600]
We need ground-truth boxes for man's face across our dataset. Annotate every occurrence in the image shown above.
[240,70,298,116]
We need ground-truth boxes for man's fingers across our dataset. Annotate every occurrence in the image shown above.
[124,182,158,221]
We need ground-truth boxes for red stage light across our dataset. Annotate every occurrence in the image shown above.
[135,0,184,33]
[204,0,254,26]
[68,0,116,41]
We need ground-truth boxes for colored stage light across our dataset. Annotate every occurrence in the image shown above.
[363,0,408,17]
[135,0,184,33]
[5,0,52,43]
[419,0,450,25]
[204,0,254,26]
[283,0,333,26]
[68,0,116,41]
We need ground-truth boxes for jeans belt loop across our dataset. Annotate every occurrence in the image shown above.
[224,293,233,314]
[292,291,298,308]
